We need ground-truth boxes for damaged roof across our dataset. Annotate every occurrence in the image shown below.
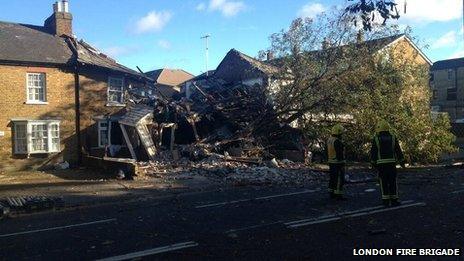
[146,68,195,86]
[119,105,153,127]
[0,21,148,78]
[76,40,148,79]
[213,49,279,84]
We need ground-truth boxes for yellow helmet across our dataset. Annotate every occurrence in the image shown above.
[331,124,344,136]
[376,120,391,133]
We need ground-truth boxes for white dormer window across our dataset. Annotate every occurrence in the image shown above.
[26,73,47,104]
[107,77,124,106]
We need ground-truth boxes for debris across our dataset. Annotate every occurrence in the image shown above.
[116,169,126,180]
[3,196,64,212]
[270,158,280,168]
[54,161,70,170]
[0,202,10,220]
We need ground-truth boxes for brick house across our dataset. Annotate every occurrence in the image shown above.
[430,58,464,122]
[0,0,153,172]
[430,58,464,156]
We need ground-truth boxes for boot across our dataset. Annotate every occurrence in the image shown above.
[391,199,401,207]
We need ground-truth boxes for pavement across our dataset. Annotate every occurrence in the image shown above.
[0,169,219,214]
[0,166,462,260]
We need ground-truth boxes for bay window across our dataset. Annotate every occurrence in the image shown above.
[13,120,60,154]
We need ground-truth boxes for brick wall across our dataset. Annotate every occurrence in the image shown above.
[0,65,151,172]
[78,69,148,156]
[0,64,77,171]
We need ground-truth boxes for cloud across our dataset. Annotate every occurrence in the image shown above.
[208,0,246,17]
[298,2,326,19]
[432,31,458,49]
[134,10,172,34]
[401,0,462,23]
[102,46,139,58]
[196,2,206,11]
[157,39,171,50]
[448,49,464,59]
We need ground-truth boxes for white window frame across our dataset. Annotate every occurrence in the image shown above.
[107,77,125,106]
[98,120,111,148]
[13,120,60,154]
[97,119,126,148]
[26,73,48,104]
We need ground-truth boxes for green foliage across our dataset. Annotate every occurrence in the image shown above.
[266,14,456,164]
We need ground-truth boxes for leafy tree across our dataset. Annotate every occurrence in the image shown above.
[263,13,456,163]
[344,0,402,31]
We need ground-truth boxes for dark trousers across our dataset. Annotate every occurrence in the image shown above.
[377,163,398,200]
[328,164,345,195]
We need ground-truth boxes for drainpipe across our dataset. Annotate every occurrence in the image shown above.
[66,37,82,166]
[74,63,82,166]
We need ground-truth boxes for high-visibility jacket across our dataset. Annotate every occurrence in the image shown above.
[370,131,405,165]
[327,136,345,164]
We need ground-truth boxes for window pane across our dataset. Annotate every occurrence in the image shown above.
[27,73,46,102]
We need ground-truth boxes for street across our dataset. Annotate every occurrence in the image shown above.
[0,167,463,260]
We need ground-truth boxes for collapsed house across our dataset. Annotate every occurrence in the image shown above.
[112,48,307,172]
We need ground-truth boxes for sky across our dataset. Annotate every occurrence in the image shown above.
[0,0,463,75]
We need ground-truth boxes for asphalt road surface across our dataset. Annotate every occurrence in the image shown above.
[0,167,463,260]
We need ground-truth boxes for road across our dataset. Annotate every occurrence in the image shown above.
[0,167,463,260]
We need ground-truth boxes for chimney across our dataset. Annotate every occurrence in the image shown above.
[45,0,73,37]
[266,51,274,61]
[356,30,365,43]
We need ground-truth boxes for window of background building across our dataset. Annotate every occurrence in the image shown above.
[447,88,457,100]
[448,70,454,81]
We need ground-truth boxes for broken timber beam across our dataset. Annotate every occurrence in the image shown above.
[120,123,137,161]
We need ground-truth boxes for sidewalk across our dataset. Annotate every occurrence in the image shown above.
[0,169,218,216]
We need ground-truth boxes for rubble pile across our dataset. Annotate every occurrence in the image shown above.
[137,154,324,186]
[124,77,309,184]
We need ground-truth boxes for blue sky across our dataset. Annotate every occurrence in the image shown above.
[1,0,463,75]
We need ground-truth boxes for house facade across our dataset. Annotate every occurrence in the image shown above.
[430,58,464,122]
[0,1,152,172]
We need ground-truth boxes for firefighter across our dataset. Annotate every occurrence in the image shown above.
[327,124,346,200]
[370,120,406,207]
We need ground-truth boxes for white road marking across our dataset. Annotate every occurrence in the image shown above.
[195,189,318,209]
[0,218,117,238]
[452,189,464,194]
[287,202,425,228]
[226,221,283,233]
[255,190,318,200]
[285,200,414,226]
[96,241,198,261]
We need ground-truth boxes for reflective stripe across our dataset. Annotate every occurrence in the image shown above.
[377,159,396,164]
[328,160,346,164]
[327,137,345,164]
